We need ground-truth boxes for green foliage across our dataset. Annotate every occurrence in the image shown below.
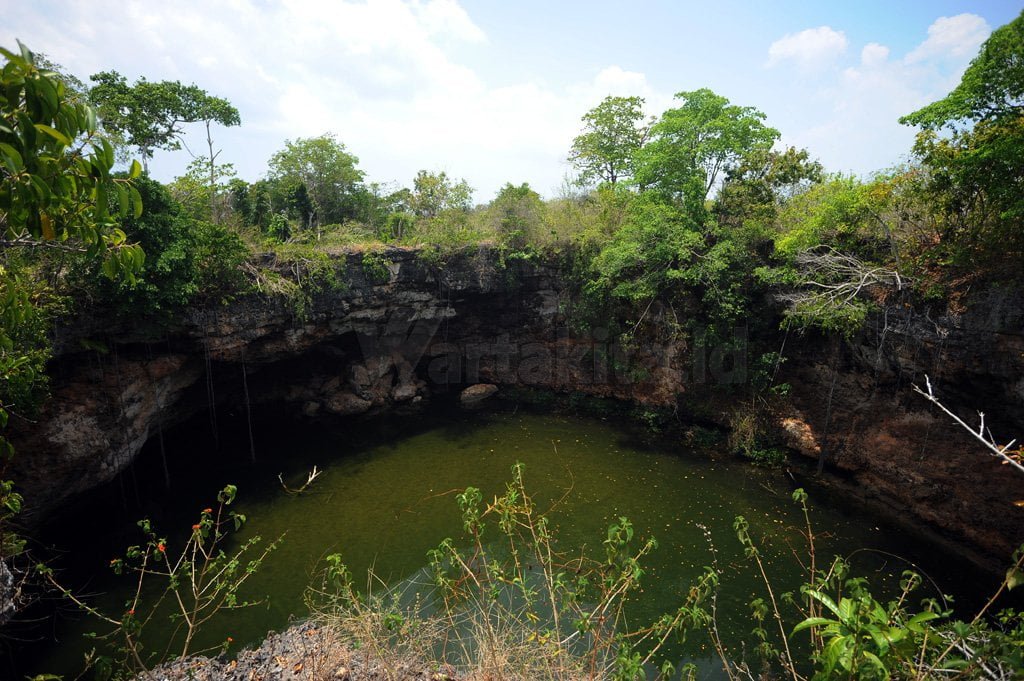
[1,44,144,273]
[586,193,756,339]
[714,146,824,236]
[772,175,887,260]
[899,10,1024,266]
[410,169,473,219]
[0,262,51,418]
[634,88,779,219]
[309,463,701,680]
[488,182,546,248]
[167,157,239,224]
[266,134,365,229]
[229,178,272,231]
[568,95,649,186]
[588,195,700,304]
[1,42,144,563]
[87,70,240,171]
[361,249,392,284]
[45,486,279,678]
[793,578,939,679]
[79,176,250,315]
[900,10,1024,131]
[189,220,250,304]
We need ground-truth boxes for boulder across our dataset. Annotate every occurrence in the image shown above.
[460,383,498,404]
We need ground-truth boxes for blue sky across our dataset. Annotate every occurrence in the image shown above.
[3,1,1020,201]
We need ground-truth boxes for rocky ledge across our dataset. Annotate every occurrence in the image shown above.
[8,246,1024,571]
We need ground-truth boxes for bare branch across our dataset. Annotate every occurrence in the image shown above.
[913,375,1024,475]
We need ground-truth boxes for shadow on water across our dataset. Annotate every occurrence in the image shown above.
[5,396,1011,680]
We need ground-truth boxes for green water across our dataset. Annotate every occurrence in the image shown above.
[15,400,994,678]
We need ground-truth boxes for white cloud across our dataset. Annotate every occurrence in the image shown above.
[786,14,991,176]
[0,2,999,199]
[905,13,990,63]
[414,0,487,43]
[861,43,889,68]
[766,26,848,70]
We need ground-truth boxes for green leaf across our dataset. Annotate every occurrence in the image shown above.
[0,142,23,172]
[1006,567,1024,590]
[28,175,51,203]
[129,159,142,179]
[34,123,71,146]
[94,183,108,221]
[129,185,143,218]
[33,76,58,118]
[100,136,115,168]
[804,589,843,619]
[862,651,888,674]
[114,182,129,218]
[792,616,835,635]
[906,610,940,633]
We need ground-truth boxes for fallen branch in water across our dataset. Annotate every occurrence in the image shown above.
[279,466,323,495]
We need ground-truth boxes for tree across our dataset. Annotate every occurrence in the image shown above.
[88,71,240,172]
[488,182,545,246]
[899,10,1024,250]
[266,134,365,231]
[568,95,650,186]
[410,170,472,218]
[900,10,1024,131]
[586,194,753,338]
[634,89,779,218]
[0,42,143,577]
[167,157,238,224]
[714,146,824,232]
[1,46,143,273]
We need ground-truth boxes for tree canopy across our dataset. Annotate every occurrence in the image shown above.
[410,170,473,218]
[1,45,143,273]
[900,9,1024,234]
[634,89,779,216]
[88,70,240,172]
[266,134,365,229]
[900,9,1024,130]
[568,95,649,186]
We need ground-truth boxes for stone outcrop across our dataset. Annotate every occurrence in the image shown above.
[460,384,498,403]
[776,289,1024,567]
[8,246,1024,570]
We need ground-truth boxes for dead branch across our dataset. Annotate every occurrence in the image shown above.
[913,375,1024,475]
[781,245,906,312]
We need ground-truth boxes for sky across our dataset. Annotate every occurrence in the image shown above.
[2,0,1021,202]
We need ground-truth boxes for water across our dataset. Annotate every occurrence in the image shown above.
[10,398,999,678]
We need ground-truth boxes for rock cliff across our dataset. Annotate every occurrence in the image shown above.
[9,246,1024,569]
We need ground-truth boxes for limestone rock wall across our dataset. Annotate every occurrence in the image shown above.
[9,247,1024,569]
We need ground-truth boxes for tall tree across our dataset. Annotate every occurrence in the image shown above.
[634,89,779,217]
[266,134,365,230]
[568,95,650,186]
[410,170,472,218]
[87,71,240,172]
[714,146,824,231]
[488,182,545,245]
[900,9,1024,236]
